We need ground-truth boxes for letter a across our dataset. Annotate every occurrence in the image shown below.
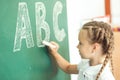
[13,2,34,52]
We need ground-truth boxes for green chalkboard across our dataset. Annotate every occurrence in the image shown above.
[0,0,70,80]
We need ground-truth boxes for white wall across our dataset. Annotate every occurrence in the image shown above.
[111,0,120,25]
[66,0,105,80]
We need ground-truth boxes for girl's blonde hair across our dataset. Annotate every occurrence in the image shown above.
[82,21,114,80]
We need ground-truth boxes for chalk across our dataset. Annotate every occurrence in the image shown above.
[42,41,56,48]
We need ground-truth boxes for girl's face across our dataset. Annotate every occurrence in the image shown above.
[77,29,94,59]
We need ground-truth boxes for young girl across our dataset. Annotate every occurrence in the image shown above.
[47,21,115,80]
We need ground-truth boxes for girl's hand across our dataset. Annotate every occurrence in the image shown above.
[47,41,59,55]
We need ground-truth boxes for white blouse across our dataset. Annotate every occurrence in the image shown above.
[77,59,115,80]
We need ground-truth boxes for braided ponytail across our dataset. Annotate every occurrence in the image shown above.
[96,54,110,80]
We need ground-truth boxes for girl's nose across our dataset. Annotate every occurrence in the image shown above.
[77,44,79,49]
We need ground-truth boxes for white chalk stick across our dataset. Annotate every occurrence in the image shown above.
[42,41,56,48]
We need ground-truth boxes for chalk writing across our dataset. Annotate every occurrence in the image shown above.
[13,1,66,52]
[53,1,66,41]
[35,2,50,47]
[13,2,34,52]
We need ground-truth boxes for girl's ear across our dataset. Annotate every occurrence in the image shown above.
[92,43,99,53]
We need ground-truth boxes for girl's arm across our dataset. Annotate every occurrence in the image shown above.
[48,41,78,74]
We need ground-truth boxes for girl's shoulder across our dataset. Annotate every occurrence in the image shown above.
[77,59,89,70]
[99,64,115,80]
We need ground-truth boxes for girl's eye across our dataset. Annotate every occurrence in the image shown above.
[79,42,82,45]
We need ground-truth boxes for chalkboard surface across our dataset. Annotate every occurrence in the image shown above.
[0,0,70,80]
